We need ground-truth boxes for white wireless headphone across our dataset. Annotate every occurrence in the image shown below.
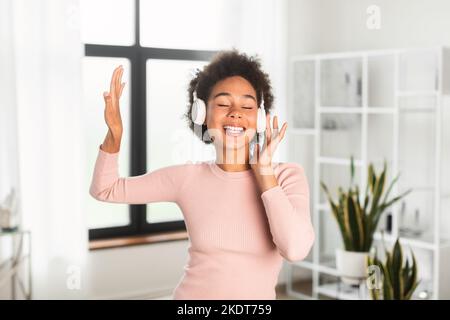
[191,89,266,133]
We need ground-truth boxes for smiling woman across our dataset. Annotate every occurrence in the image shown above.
[89,48,314,300]
[184,49,275,146]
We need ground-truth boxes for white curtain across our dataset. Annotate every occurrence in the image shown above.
[0,0,89,298]
[0,0,19,201]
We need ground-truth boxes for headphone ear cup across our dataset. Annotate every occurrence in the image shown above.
[191,99,206,125]
[257,107,266,133]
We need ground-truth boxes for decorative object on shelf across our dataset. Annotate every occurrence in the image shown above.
[320,156,411,284]
[0,188,19,231]
[385,211,393,233]
[322,117,338,130]
[367,238,420,300]
[399,201,426,238]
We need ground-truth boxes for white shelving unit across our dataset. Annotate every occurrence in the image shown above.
[286,47,450,300]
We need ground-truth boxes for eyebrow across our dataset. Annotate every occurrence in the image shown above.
[213,92,256,102]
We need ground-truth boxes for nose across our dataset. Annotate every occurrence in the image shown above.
[229,113,242,119]
[228,107,243,119]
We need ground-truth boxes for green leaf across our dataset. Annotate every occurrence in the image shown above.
[381,189,412,209]
[368,164,375,193]
[321,181,352,250]
[391,240,403,298]
[381,261,394,300]
[350,156,355,185]
[369,166,386,220]
[345,195,362,251]
[404,252,419,299]
[381,172,400,205]
[352,195,365,250]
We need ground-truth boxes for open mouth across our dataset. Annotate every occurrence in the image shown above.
[223,125,246,137]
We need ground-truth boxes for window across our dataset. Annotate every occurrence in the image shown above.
[82,0,221,240]
[83,56,132,229]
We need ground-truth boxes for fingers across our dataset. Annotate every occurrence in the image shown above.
[119,82,126,97]
[273,116,279,137]
[266,116,288,155]
[105,65,126,103]
[109,67,116,94]
[265,113,272,144]
[110,65,123,96]
[270,122,287,152]
[116,67,123,96]
[279,122,287,140]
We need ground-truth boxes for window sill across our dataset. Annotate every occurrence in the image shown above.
[89,230,188,251]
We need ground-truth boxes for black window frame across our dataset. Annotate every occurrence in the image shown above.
[87,0,218,240]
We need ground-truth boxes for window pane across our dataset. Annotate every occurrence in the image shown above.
[80,0,135,45]
[139,0,241,50]
[146,59,212,223]
[82,57,132,228]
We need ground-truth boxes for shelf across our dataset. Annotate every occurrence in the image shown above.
[290,128,316,135]
[366,108,395,114]
[317,157,362,166]
[293,259,315,270]
[319,106,396,114]
[373,232,450,251]
[285,289,315,300]
[317,282,366,300]
[288,46,450,300]
[396,90,439,97]
[398,106,436,112]
[320,105,436,114]
[319,107,362,113]
[293,260,340,277]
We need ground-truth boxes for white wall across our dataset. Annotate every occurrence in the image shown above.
[86,240,189,299]
[288,0,450,55]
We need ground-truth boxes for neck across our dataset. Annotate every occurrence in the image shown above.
[214,143,251,172]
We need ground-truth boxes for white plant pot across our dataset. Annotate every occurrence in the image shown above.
[336,249,369,285]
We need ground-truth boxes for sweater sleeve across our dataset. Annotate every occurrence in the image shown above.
[260,163,315,262]
[89,145,187,204]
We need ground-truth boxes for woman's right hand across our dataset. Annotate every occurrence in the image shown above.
[103,65,126,139]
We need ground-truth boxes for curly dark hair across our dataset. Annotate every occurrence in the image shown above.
[182,48,274,144]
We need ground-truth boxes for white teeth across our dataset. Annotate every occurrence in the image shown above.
[223,126,244,131]
[224,125,245,137]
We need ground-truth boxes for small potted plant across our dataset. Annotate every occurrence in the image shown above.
[320,157,411,284]
[367,238,420,300]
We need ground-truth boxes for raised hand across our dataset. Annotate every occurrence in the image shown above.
[100,65,126,153]
[250,114,287,174]
[103,65,126,139]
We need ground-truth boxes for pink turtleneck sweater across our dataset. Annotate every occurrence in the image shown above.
[89,146,315,300]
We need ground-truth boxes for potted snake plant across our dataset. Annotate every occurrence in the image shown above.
[320,157,411,284]
[367,238,420,300]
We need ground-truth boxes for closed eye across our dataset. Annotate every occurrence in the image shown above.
[218,104,230,107]
[242,106,253,109]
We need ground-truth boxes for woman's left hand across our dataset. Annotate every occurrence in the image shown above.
[250,114,287,175]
